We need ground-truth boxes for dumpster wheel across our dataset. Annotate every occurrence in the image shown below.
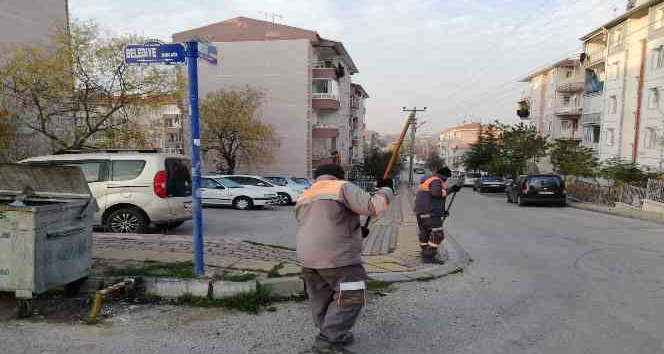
[17,299,33,318]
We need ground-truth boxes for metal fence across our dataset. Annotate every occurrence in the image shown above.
[567,177,664,207]
[647,179,664,204]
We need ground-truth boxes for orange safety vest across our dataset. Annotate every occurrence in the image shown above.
[418,176,448,194]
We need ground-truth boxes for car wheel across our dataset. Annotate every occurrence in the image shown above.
[233,197,253,210]
[277,193,292,206]
[106,207,148,234]
[517,195,526,207]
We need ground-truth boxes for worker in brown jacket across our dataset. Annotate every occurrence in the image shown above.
[296,164,394,353]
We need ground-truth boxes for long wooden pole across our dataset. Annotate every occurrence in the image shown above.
[383,112,415,179]
[362,112,415,238]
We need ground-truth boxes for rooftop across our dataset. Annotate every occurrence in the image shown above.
[580,0,664,40]
[173,16,358,73]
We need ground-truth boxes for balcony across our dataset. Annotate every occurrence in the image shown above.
[558,129,582,141]
[582,113,601,126]
[581,49,606,68]
[555,106,582,117]
[312,127,339,139]
[557,82,584,93]
[313,67,337,79]
[312,93,340,110]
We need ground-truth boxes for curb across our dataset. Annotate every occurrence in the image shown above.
[83,276,305,300]
[568,202,664,225]
[367,233,471,283]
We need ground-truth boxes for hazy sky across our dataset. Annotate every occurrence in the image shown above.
[70,0,627,135]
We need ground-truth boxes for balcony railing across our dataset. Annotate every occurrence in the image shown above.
[582,113,601,125]
[555,106,582,116]
[313,93,339,100]
[558,129,582,140]
[581,49,606,67]
[557,82,584,93]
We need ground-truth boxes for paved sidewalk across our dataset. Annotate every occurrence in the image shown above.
[569,201,664,224]
[93,189,467,279]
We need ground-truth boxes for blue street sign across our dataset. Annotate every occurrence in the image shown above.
[124,42,186,65]
[197,41,218,65]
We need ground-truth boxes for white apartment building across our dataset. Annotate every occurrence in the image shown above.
[173,17,369,177]
[580,0,664,170]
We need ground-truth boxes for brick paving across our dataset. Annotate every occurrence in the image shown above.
[93,191,437,276]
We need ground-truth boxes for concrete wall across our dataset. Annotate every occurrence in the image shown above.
[195,39,311,177]
[0,0,68,45]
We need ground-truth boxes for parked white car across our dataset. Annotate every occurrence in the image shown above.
[201,176,278,210]
[22,151,192,233]
[224,175,302,205]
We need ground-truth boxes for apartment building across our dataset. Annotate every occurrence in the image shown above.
[439,122,482,170]
[88,94,185,154]
[173,17,368,177]
[519,58,585,143]
[579,0,664,169]
[350,83,369,165]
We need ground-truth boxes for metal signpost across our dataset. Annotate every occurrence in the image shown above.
[125,39,218,276]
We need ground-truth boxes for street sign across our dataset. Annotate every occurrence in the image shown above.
[197,41,218,65]
[124,42,186,65]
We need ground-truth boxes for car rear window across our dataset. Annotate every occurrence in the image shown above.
[112,160,146,181]
[165,158,192,197]
[266,177,287,186]
[528,176,561,188]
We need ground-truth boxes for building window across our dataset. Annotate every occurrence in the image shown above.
[561,120,570,131]
[313,79,330,94]
[606,128,615,146]
[609,95,618,114]
[593,126,601,144]
[648,88,660,109]
[655,8,664,30]
[653,46,664,70]
[609,62,620,80]
[562,96,571,107]
[643,127,658,149]
[611,27,624,48]
[565,68,574,78]
[548,121,552,133]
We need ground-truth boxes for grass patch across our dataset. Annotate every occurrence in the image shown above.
[267,263,285,278]
[243,240,296,251]
[105,261,196,279]
[172,283,272,314]
[367,279,392,291]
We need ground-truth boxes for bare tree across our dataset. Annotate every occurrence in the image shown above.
[200,87,279,173]
[0,20,174,155]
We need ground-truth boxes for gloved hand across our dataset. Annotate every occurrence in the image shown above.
[441,210,450,218]
[376,178,394,192]
[449,184,461,193]
[361,226,371,238]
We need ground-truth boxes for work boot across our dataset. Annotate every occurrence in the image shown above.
[310,346,357,354]
[338,332,355,346]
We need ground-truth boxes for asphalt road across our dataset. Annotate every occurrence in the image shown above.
[3,188,664,353]
[168,204,298,248]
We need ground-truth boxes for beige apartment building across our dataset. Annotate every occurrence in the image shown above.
[439,122,482,170]
[88,94,185,154]
[519,58,585,143]
[173,17,368,177]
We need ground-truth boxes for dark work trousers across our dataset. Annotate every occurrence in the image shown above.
[301,264,368,347]
[416,213,443,259]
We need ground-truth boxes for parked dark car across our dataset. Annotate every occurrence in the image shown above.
[506,174,566,206]
[473,175,505,193]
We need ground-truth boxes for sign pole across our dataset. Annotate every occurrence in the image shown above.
[186,41,205,276]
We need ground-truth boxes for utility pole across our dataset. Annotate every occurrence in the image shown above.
[403,107,427,186]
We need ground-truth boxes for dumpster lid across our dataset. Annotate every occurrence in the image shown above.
[0,163,93,199]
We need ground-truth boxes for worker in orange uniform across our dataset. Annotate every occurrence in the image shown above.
[296,164,394,353]
[413,167,460,263]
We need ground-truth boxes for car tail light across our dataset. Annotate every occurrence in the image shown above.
[522,185,529,194]
[154,170,167,198]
